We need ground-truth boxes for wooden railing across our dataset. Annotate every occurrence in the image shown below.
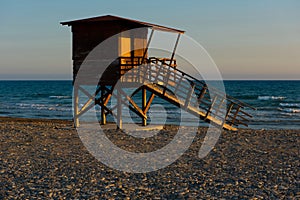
[119,57,255,129]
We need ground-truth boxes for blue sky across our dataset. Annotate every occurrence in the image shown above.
[0,0,299,79]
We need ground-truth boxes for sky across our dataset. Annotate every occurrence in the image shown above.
[0,0,299,80]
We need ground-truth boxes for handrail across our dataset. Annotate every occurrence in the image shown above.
[147,57,256,110]
[117,56,255,129]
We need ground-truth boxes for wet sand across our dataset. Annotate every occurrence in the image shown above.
[0,117,299,199]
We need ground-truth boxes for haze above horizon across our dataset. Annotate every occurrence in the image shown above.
[0,0,299,80]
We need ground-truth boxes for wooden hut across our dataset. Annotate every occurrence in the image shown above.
[61,15,254,130]
[61,15,184,84]
[61,15,183,127]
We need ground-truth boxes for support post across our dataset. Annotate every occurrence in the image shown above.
[74,85,79,127]
[141,29,154,64]
[231,106,241,126]
[101,85,106,125]
[142,86,147,126]
[222,103,234,127]
[184,83,195,109]
[169,33,181,66]
[205,95,217,119]
[144,93,155,114]
[198,84,207,103]
[117,88,122,129]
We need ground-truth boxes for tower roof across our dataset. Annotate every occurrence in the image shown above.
[61,15,185,34]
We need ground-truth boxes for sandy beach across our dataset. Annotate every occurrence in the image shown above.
[0,117,299,199]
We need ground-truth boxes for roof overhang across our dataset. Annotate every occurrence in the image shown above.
[61,15,185,34]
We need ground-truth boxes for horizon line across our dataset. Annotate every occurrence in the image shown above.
[0,79,299,81]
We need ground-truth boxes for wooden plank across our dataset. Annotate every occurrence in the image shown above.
[231,106,241,126]
[205,95,217,118]
[74,87,79,127]
[78,86,94,99]
[184,83,195,109]
[142,87,147,126]
[239,109,253,118]
[144,83,237,131]
[117,89,122,129]
[80,98,93,115]
[214,97,226,117]
[143,93,155,114]
[101,86,106,125]
[197,84,207,102]
[222,103,234,127]
[118,89,147,119]
[77,102,95,118]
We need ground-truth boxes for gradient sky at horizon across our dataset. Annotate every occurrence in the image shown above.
[0,0,299,80]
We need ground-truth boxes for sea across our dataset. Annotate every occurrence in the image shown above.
[0,80,299,130]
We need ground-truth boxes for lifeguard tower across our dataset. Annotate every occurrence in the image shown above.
[61,15,254,130]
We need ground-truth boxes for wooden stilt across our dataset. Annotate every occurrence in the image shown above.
[74,86,80,127]
[142,87,147,126]
[117,88,122,129]
[144,93,155,114]
[101,85,106,125]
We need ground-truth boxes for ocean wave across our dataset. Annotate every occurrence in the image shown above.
[48,107,72,111]
[15,103,72,111]
[49,95,72,99]
[278,108,300,113]
[258,96,286,100]
[16,103,48,108]
[279,103,300,108]
[15,103,31,107]
[231,95,258,100]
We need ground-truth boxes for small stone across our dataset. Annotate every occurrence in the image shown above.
[66,185,72,190]
[49,192,53,198]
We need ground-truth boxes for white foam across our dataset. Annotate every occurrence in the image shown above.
[49,96,72,99]
[278,108,300,113]
[258,96,286,100]
[279,103,300,108]
[15,102,72,112]
[15,103,31,107]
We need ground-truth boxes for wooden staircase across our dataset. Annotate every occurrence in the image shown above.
[121,57,255,131]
